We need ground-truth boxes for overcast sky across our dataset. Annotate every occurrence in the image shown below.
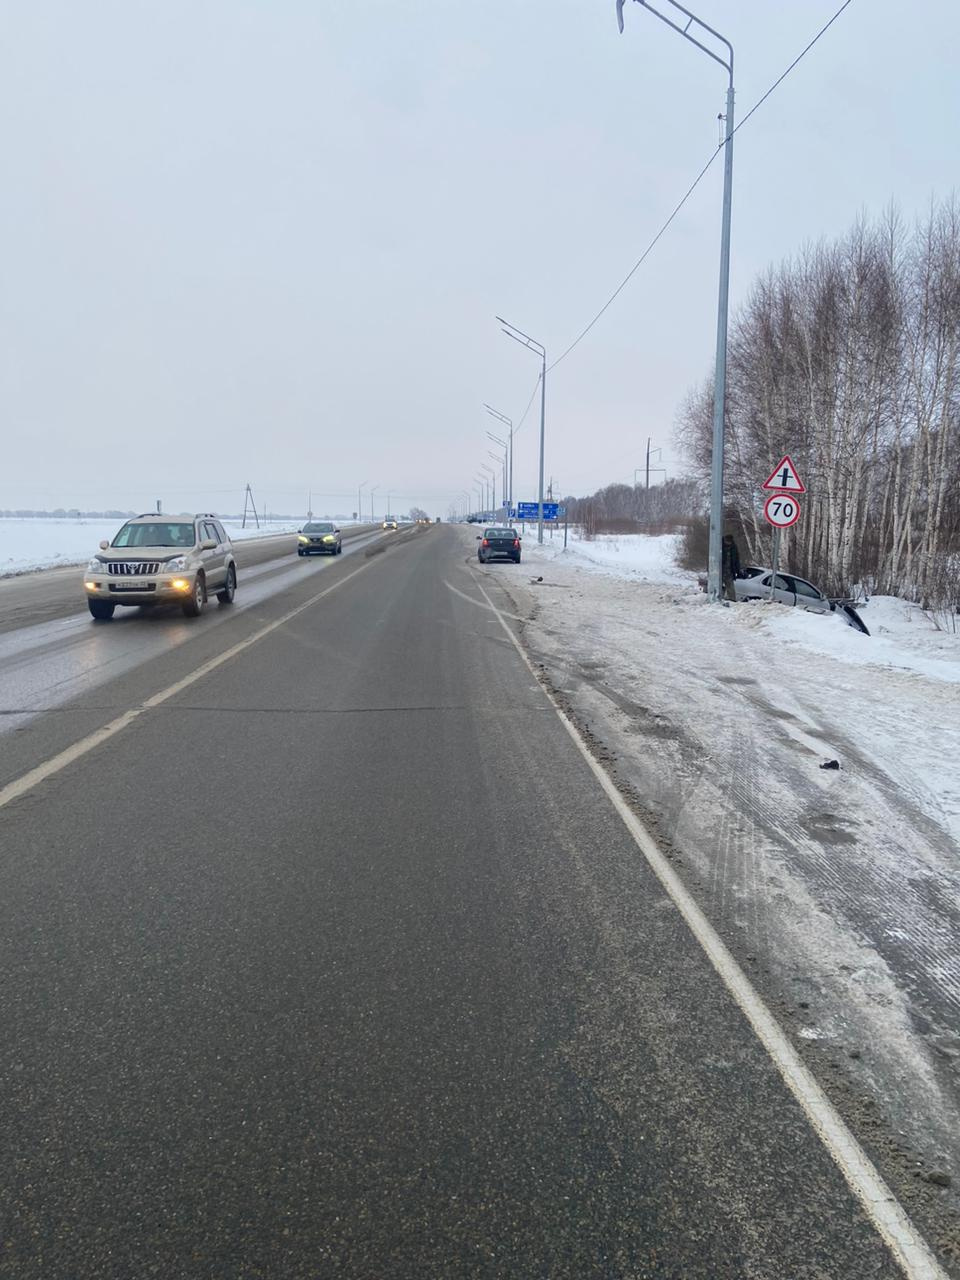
[1,0,957,518]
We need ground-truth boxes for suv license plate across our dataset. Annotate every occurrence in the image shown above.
[116,581,150,590]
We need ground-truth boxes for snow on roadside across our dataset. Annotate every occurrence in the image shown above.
[500,528,960,1173]
[527,529,689,585]
[534,529,960,684]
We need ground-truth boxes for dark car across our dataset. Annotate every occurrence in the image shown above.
[297,521,342,556]
[477,527,521,565]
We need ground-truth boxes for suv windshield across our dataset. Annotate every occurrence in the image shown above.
[304,522,335,533]
[112,522,195,548]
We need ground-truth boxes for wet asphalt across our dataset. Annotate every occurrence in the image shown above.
[0,526,906,1277]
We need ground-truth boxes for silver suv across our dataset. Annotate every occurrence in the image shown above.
[83,513,237,621]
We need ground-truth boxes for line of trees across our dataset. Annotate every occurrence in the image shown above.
[0,509,137,520]
[561,477,703,539]
[679,200,960,606]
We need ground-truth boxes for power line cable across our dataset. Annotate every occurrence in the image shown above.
[546,0,855,374]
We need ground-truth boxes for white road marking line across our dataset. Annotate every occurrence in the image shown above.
[442,577,525,622]
[0,560,373,813]
[471,570,948,1280]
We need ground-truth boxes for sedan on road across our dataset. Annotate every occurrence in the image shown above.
[297,522,342,556]
[477,527,521,565]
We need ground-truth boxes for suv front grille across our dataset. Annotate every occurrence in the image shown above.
[106,560,163,576]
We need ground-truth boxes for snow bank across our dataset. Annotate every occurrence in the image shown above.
[533,530,960,686]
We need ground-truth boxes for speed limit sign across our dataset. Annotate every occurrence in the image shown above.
[764,492,801,528]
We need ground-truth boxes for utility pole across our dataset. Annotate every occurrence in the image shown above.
[241,484,260,529]
[645,438,664,488]
[619,0,734,600]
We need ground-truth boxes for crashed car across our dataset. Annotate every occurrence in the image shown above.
[735,567,869,634]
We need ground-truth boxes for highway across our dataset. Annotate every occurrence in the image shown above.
[0,524,927,1278]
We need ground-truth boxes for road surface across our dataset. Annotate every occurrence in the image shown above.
[0,525,934,1277]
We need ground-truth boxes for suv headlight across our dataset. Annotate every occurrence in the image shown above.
[298,535,309,544]
[86,557,106,573]
[164,556,188,572]
[323,534,335,542]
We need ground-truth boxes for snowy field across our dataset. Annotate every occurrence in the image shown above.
[0,516,353,576]
[498,529,960,1192]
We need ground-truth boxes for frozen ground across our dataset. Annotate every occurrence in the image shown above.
[492,528,960,1239]
[0,516,359,576]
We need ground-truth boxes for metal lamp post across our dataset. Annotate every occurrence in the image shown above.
[618,0,734,600]
[498,317,546,544]
[487,450,506,518]
[358,480,367,523]
[481,464,496,516]
[370,486,379,523]
[487,436,508,518]
[484,405,514,518]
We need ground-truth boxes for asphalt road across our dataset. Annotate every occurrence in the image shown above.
[0,524,381,636]
[0,525,916,1277]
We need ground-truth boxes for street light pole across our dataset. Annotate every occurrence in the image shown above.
[358,480,367,523]
[484,405,514,518]
[497,318,546,544]
[481,464,496,516]
[486,435,508,518]
[618,0,734,600]
[370,486,379,523]
[487,450,506,518]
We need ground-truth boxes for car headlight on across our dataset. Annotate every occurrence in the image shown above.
[298,535,309,544]
[165,556,188,572]
[86,557,106,573]
[323,535,335,542]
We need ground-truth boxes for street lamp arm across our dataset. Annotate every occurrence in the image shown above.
[496,316,546,359]
[622,0,732,80]
[483,404,513,430]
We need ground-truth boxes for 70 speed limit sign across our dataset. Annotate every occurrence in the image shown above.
[763,492,801,528]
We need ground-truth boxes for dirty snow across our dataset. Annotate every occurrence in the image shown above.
[496,528,960,1185]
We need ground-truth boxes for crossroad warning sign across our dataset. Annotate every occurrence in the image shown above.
[762,455,805,493]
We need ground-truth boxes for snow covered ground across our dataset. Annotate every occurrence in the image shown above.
[0,516,354,576]
[492,528,960,1215]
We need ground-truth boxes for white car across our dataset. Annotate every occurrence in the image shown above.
[734,566,869,634]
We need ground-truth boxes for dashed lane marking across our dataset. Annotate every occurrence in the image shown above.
[0,559,374,813]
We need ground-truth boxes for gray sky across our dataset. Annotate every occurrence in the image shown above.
[2,1,958,518]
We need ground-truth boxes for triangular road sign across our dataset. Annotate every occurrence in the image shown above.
[762,454,805,493]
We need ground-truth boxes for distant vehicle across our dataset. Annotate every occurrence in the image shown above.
[382,517,398,531]
[83,513,237,620]
[416,517,430,526]
[297,521,342,556]
[477,527,521,565]
[721,566,869,634]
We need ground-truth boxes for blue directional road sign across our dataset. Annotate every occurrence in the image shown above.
[517,501,561,521]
